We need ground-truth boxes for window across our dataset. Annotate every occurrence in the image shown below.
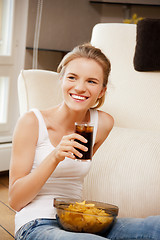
[0,77,9,123]
[0,0,14,137]
[0,0,28,171]
[0,0,13,56]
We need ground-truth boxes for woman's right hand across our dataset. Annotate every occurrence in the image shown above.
[53,133,88,163]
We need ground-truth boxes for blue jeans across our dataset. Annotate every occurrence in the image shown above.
[15,216,160,240]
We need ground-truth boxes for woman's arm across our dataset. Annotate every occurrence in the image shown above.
[9,112,87,212]
[93,110,114,155]
[9,112,59,211]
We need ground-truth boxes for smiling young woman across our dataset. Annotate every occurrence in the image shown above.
[9,43,114,240]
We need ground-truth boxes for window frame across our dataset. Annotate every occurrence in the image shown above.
[0,0,29,144]
[0,0,15,64]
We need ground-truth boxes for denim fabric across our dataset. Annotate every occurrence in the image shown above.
[107,216,160,240]
[15,219,107,240]
[15,216,160,240]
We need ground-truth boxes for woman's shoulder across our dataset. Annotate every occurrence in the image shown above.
[96,109,114,141]
[18,110,38,128]
[97,109,114,131]
[93,110,114,153]
[13,111,39,140]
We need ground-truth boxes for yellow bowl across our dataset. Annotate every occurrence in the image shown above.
[54,198,119,234]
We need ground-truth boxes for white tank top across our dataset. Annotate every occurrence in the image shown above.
[15,108,98,234]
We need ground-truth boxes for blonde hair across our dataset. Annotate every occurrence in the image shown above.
[57,43,111,109]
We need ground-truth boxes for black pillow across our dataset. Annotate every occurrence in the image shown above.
[133,18,160,72]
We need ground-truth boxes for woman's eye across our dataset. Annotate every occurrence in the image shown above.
[88,80,97,84]
[68,76,76,80]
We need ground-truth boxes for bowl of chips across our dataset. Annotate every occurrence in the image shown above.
[54,198,119,234]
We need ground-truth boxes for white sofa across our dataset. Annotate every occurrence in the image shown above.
[18,23,160,218]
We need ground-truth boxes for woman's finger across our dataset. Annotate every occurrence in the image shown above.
[59,145,83,158]
[62,138,88,152]
[64,133,87,143]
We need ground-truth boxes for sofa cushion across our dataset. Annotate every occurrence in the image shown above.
[83,127,160,218]
[134,18,160,71]
[91,23,160,131]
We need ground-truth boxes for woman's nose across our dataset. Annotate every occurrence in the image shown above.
[75,80,86,92]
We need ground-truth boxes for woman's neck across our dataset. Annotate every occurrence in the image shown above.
[55,103,90,131]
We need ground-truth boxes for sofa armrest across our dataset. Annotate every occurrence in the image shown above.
[18,69,62,116]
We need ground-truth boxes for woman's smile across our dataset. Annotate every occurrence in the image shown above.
[70,93,89,101]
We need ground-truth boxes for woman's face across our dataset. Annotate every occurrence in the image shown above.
[61,57,106,112]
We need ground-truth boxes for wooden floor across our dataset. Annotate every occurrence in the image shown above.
[0,171,15,239]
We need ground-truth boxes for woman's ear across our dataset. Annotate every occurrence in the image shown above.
[98,86,107,99]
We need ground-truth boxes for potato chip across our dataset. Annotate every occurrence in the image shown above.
[59,201,114,233]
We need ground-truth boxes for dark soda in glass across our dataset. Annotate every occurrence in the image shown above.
[75,123,94,161]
